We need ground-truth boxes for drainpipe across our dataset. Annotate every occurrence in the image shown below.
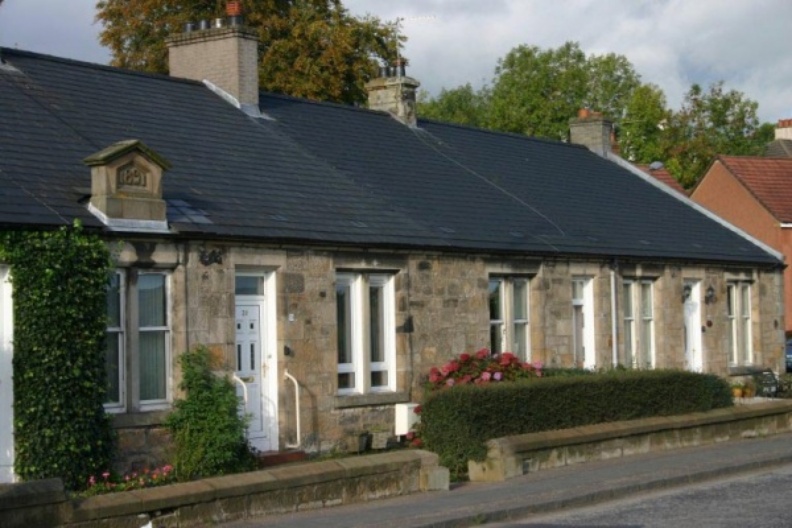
[610,261,619,367]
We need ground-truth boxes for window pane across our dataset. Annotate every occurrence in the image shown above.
[488,279,502,320]
[105,332,121,404]
[623,282,633,317]
[490,323,503,355]
[727,285,735,317]
[572,280,584,301]
[641,283,652,317]
[640,319,652,366]
[369,284,384,363]
[741,285,750,317]
[139,274,166,327]
[573,305,584,363]
[513,280,528,320]
[235,276,263,296]
[107,273,121,327]
[371,370,387,388]
[624,319,633,359]
[140,330,166,401]
[513,322,526,357]
[336,282,352,364]
[338,372,354,390]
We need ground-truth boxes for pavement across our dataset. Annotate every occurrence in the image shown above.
[224,431,792,528]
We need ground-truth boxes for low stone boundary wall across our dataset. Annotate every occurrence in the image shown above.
[468,399,792,482]
[0,449,448,528]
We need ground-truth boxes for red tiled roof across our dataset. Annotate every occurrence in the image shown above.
[636,164,687,195]
[719,156,792,222]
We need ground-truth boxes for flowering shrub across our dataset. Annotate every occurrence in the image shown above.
[426,349,542,391]
[82,465,175,496]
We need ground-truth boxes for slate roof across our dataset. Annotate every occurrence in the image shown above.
[0,48,780,266]
[717,156,792,223]
[765,139,792,158]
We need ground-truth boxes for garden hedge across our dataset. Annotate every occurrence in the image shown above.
[420,369,732,478]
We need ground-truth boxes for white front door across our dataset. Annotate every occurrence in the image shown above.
[235,303,275,452]
[684,281,703,372]
[0,267,15,482]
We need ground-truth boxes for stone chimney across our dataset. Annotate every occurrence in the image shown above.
[365,58,421,127]
[84,140,170,232]
[776,118,792,141]
[569,108,614,157]
[166,1,259,111]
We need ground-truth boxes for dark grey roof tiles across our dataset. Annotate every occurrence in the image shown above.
[0,48,780,266]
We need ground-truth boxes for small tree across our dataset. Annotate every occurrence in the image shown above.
[166,346,255,480]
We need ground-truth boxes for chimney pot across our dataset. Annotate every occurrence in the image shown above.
[226,1,243,17]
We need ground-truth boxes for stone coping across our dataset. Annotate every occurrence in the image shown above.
[469,399,792,482]
[65,449,449,526]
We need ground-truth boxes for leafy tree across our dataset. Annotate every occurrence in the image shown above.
[420,42,642,140]
[417,84,491,128]
[95,0,401,104]
[619,84,670,163]
[662,82,764,187]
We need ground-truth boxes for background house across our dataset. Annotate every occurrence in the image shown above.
[691,153,792,335]
[0,15,785,480]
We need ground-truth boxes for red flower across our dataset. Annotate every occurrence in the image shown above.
[475,348,490,360]
[459,353,471,362]
[413,405,422,415]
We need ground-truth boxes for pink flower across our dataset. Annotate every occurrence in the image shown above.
[532,361,543,370]
[405,431,415,440]
[480,371,492,382]
[88,475,96,485]
[493,372,503,381]
[445,378,455,387]
[102,471,110,480]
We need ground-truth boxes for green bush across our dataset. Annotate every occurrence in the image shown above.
[166,346,255,480]
[420,369,732,478]
[1,223,114,490]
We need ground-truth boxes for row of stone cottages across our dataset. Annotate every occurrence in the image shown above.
[0,16,784,479]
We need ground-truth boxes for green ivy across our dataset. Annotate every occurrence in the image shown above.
[0,222,114,490]
[166,345,255,481]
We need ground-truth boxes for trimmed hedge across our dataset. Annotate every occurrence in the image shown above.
[420,369,732,478]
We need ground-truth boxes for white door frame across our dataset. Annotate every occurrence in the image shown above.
[0,266,15,482]
[235,272,278,453]
[684,281,704,372]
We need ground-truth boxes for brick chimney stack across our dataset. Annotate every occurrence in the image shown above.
[776,118,792,141]
[569,108,614,157]
[166,1,259,111]
[365,58,421,127]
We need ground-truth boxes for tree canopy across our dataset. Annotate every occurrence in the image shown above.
[419,41,771,188]
[95,0,401,105]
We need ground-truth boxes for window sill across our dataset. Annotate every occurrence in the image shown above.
[334,391,410,409]
[110,410,170,429]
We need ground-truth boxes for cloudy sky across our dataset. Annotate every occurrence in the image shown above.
[1,0,790,123]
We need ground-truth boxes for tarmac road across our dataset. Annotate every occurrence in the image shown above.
[491,462,792,527]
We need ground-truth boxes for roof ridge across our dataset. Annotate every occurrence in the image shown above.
[418,116,589,150]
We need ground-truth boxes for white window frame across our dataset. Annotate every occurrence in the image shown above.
[104,269,172,413]
[488,277,531,360]
[336,272,396,395]
[623,279,655,369]
[727,281,752,366]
